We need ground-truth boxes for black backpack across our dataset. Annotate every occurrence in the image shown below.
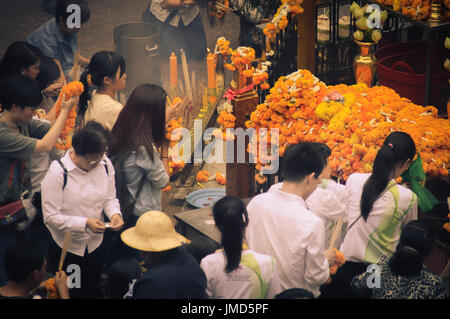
[110,150,145,227]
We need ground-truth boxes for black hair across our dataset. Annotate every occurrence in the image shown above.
[360,131,416,220]
[106,257,142,299]
[0,75,43,110]
[281,142,324,182]
[0,41,42,85]
[212,196,249,273]
[389,220,434,276]
[55,0,90,26]
[79,51,126,117]
[311,142,331,165]
[4,237,47,283]
[72,127,108,156]
[84,120,115,151]
[35,55,60,91]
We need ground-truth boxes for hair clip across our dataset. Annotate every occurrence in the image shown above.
[387,143,393,149]
[87,73,93,86]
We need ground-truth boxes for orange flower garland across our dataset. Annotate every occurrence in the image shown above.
[215,37,232,57]
[44,278,59,299]
[263,0,305,41]
[325,248,346,284]
[54,81,84,150]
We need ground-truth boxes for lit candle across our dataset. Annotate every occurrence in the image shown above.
[170,52,177,87]
[207,53,216,89]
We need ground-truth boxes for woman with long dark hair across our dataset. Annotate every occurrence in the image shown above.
[200,196,281,299]
[0,41,42,85]
[320,131,419,299]
[110,84,180,225]
[351,219,448,298]
[79,51,127,130]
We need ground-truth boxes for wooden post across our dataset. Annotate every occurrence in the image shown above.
[226,90,259,199]
[297,0,316,70]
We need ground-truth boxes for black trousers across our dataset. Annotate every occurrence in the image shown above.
[319,261,371,299]
[47,238,106,299]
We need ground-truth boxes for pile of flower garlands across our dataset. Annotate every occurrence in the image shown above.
[245,69,450,180]
[263,0,304,41]
[54,81,84,150]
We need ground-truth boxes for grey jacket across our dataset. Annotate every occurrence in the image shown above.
[122,145,169,215]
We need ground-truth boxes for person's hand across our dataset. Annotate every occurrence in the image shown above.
[60,94,79,113]
[166,100,182,123]
[325,248,336,266]
[182,0,196,7]
[54,271,70,299]
[86,218,106,233]
[161,0,184,9]
[110,213,124,231]
[43,81,63,98]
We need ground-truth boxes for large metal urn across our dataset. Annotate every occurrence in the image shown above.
[113,22,161,97]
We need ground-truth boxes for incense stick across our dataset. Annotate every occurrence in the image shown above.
[58,231,72,273]
[329,217,343,249]
[180,49,193,103]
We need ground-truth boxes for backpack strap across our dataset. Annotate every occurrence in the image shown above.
[103,159,109,176]
[56,159,68,191]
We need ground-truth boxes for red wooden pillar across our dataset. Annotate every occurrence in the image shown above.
[225,90,259,198]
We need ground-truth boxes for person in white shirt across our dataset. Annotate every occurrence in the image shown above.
[200,196,282,299]
[41,126,124,298]
[79,51,127,130]
[320,131,418,299]
[246,143,336,298]
[306,143,346,248]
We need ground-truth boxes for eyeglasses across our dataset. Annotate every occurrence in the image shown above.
[82,153,105,167]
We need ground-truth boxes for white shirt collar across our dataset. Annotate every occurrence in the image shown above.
[268,182,308,209]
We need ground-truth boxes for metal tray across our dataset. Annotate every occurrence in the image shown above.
[186,188,226,209]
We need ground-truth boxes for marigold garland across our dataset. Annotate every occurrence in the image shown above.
[54,81,84,150]
[263,0,304,41]
[44,278,59,299]
[325,248,346,284]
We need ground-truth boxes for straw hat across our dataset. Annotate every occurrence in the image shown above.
[121,211,190,252]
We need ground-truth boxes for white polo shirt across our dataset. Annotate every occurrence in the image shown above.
[41,150,121,256]
[200,249,282,299]
[246,183,330,297]
[338,173,418,264]
[84,91,123,131]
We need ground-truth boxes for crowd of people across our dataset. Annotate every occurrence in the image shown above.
[0,0,448,300]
